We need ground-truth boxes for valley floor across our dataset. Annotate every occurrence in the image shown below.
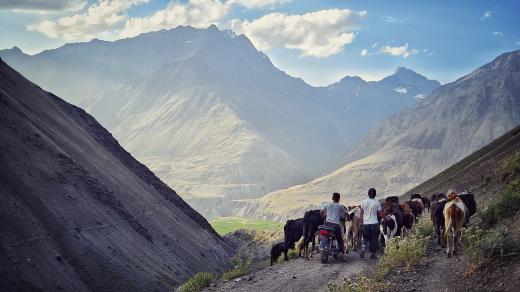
[204,252,376,292]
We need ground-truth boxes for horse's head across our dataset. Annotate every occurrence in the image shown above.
[381,202,398,217]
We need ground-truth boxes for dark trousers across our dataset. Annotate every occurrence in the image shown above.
[325,222,345,254]
[362,223,380,254]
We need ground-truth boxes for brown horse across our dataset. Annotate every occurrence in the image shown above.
[343,206,362,253]
[443,196,468,257]
[400,202,414,235]
[381,202,404,236]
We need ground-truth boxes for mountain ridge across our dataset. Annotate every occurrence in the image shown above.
[243,49,520,222]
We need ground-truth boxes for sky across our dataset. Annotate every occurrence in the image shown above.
[1,0,519,86]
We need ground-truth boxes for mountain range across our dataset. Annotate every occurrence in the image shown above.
[242,50,520,222]
[0,26,440,218]
[0,58,231,291]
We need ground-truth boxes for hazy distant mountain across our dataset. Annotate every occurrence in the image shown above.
[245,50,520,222]
[0,26,439,217]
[325,68,440,142]
[0,58,230,291]
[377,66,440,99]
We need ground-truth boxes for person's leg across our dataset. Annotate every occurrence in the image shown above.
[334,225,345,254]
[360,224,368,258]
[371,224,380,258]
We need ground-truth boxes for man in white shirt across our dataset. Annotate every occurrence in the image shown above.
[360,188,382,259]
[321,192,347,253]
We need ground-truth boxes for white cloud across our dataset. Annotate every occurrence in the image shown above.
[379,43,418,58]
[480,10,492,21]
[229,0,290,9]
[229,9,366,58]
[371,42,378,48]
[492,31,504,37]
[0,0,86,12]
[27,0,233,41]
[382,16,397,23]
[27,0,148,40]
[120,0,231,38]
[360,49,368,56]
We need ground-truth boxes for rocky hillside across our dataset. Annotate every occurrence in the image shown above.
[244,50,520,222]
[0,26,439,219]
[0,58,231,291]
[403,124,520,199]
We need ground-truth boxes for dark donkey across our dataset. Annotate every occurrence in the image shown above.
[283,218,304,260]
[302,210,324,258]
[431,193,448,245]
[270,242,285,265]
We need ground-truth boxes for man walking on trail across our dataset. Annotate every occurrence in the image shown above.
[321,192,346,254]
[360,188,382,259]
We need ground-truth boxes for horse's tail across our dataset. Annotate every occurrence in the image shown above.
[444,204,457,243]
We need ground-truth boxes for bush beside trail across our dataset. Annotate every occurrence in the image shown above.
[178,272,214,292]
[328,215,432,291]
[221,256,253,282]
[463,179,520,267]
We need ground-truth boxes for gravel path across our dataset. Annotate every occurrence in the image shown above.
[205,252,377,292]
[382,240,468,292]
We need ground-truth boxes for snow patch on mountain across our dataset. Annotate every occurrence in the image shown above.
[394,87,408,94]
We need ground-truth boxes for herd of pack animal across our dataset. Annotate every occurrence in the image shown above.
[270,191,477,265]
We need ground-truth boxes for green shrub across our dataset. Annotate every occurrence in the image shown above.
[178,272,214,292]
[373,234,428,281]
[221,256,252,281]
[327,276,388,292]
[412,215,433,238]
[479,180,520,228]
[463,225,518,266]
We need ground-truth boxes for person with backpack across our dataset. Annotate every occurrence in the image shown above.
[360,188,383,259]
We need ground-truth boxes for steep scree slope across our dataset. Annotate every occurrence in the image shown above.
[0,58,231,291]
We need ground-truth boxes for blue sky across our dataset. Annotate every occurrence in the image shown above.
[1,0,519,85]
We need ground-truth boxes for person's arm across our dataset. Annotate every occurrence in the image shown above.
[320,203,327,217]
[359,208,364,225]
[376,202,383,218]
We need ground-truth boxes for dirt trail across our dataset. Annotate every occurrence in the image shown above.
[205,252,377,292]
[383,240,470,292]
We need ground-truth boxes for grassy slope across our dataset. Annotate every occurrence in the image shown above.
[210,217,283,236]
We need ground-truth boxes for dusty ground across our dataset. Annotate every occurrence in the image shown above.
[383,238,520,292]
[382,240,468,292]
[204,251,377,292]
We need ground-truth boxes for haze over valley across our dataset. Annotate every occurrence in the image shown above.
[1,26,442,218]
